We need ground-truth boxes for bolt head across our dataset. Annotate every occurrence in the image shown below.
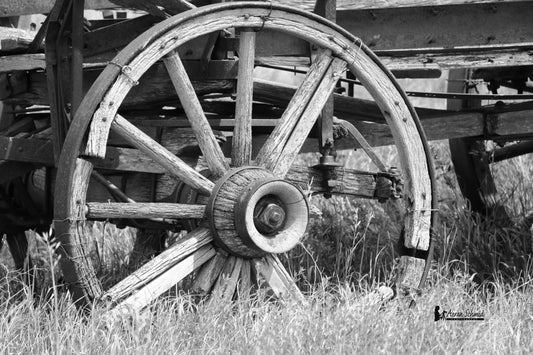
[255,202,286,234]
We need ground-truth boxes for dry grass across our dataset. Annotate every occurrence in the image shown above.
[1,139,532,354]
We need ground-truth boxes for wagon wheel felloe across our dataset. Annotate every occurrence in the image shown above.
[53,2,436,312]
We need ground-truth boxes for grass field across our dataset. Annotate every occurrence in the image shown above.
[1,76,533,353]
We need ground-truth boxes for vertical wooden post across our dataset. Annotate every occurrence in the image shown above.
[71,0,85,117]
[314,0,337,156]
[447,69,509,222]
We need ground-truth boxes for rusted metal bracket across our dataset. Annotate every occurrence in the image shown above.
[375,167,403,203]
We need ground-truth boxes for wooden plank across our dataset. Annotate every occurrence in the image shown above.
[108,114,215,195]
[164,51,229,178]
[112,245,215,313]
[379,48,533,71]
[4,62,235,106]
[85,202,205,219]
[257,47,533,72]
[232,30,255,167]
[253,79,440,124]
[0,27,33,52]
[336,1,533,50]
[275,0,526,11]
[0,53,46,73]
[0,0,114,17]
[103,227,212,304]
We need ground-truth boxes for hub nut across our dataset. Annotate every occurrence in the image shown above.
[254,201,286,234]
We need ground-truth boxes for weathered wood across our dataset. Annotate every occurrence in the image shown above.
[103,227,212,304]
[334,2,533,51]
[209,168,273,258]
[254,78,443,123]
[210,256,243,302]
[285,165,377,198]
[54,158,103,308]
[109,0,200,17]
[379,47,533,71]
[314,0,336,156]
[252,255,305,302]
[112,245,215,313]
[109,114,215,195]
[257,54,346,177]
[395,255,426,291]
[164,51,229,178]
[190,251,227,296]
[237,259,253,299]
[0,0,113,17]
[0,26,33,52]
[276,0,525,11]
[86,202,206,219]
[254,50,332,173]
[5,63,235,107]
[232,30,256,167]
[0,53,45,73]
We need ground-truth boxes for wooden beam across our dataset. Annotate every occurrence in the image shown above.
[276,0,527,11]
[336,1,533,51]
[0,0,114,17]
[3,61,236,106]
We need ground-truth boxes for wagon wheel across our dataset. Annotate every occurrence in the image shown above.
[54,2,435,311]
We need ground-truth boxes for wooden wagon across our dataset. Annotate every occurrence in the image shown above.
[0,0,531,312]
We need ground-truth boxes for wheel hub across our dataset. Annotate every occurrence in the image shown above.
[206,167,308,258]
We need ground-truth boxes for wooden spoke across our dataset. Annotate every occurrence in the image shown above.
[252,255,305,303]
[85,202,206,220]
[112,245,215,314]
[237,259,253,299]
[210,256,243,302]
[111,114,214,195]
[255,51,346,177]
[334,118,387,172]
[232,30,256,167]
[164,51,229,178]
[190,252,227,296]
[103,227,212,305]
